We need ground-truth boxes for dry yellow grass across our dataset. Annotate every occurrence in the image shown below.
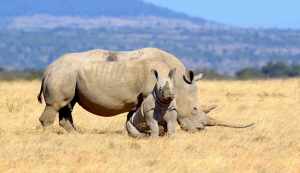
[0,79,300,173]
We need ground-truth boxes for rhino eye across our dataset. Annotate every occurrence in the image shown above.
[193,107,198,110]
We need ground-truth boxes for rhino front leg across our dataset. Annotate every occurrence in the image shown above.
[166,121,176,137]
[148,120,159,137]
[165,111,177,137]
[145,111,159,138]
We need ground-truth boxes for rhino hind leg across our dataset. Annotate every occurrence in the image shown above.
[59,100,76,132]
[126,121,147,138]
[39,105,58,127]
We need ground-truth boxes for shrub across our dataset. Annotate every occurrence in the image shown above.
[236,68,265,79]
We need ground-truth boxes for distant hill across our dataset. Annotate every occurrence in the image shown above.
[0,0,206,22]
[0,0,299,74]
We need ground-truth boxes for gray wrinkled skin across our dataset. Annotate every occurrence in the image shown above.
[126,69,177,138]
[37,48,253,132]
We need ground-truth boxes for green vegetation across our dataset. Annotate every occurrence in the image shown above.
[198,62,300,80]
[1,62,300,81]
[194,69,232,80]
[1,27,300,74]
[236,68,265,79]
[0,70,43,81]
[236,62,300,79]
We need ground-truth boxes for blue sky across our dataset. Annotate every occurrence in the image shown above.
[146,0,300,28]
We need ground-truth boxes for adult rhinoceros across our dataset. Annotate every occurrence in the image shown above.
[37,48,253,132]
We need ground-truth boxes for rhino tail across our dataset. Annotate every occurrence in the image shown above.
[37,77,45,104]
[206,116,255,128]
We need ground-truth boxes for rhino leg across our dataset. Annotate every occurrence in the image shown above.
[126,93,144,121]
[59,99,76,132]
[39,71,77,131]
[39,105,58,127]
[126,121,146,138]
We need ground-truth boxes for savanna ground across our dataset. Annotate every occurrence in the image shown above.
[0,79,300,173]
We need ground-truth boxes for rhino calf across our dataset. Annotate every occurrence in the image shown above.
[126,69,177,138]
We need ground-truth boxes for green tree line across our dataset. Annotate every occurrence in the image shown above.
[1,62,300,81]
[197,62,300,80]
[236,62,300,79]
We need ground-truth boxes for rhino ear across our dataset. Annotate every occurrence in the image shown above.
[168,68,176,80]
[194,73,203,81]
[183,70,194,84]
[151,69,159,81]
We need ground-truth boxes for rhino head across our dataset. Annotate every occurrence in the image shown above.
[151,68,176,103]
[175,70,254,132]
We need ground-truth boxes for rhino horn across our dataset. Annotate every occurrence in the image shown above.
[206,116,255,128]
[201,104,217,114]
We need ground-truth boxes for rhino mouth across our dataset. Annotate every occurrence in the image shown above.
[161,94,175,101]
[153,88,175,104]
